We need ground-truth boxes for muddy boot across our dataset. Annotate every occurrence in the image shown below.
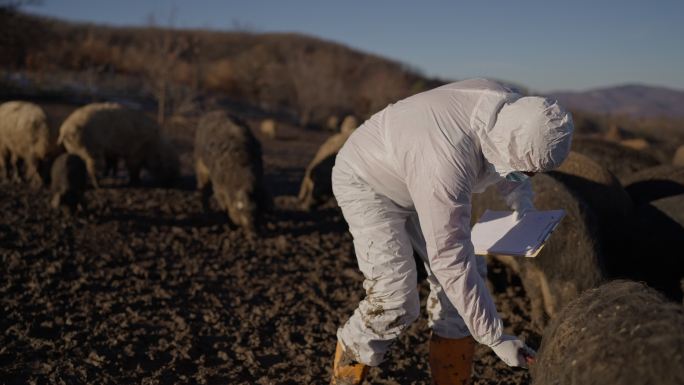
[331,341,368,385]
[429,334,475,385]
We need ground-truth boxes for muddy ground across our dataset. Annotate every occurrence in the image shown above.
[0,104,538,384]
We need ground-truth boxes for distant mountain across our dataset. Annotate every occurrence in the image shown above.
[547,85,684,118]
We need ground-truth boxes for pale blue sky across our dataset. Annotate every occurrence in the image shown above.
[24,0,684,92]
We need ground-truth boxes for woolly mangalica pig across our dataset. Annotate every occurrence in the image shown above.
[298,128,355,210]
[532,280,684,385]
[618,164,684,302]
[551,151,633,219]
[0,101,59,186]
[58,103,179,187]
[472,173,603,329]
[50,153,87,213]
[194,111,269,232]
[622,165,684,205]
[571,137,660,181]
[627,194,684,301]
[548,151,633,277]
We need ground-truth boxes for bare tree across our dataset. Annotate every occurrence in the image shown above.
[355,62,411,117]
[230,43,290,110]
[143,11,194,124]
[286,46,348,127]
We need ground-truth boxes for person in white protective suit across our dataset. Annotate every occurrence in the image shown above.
[329,78,574,384]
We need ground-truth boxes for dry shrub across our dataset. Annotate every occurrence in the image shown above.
[3,12,434,130]
[0,8,50,70]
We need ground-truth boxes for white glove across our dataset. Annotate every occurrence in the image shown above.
[499,177,535,222]
[514,207,533,221]
[490,335,536,368]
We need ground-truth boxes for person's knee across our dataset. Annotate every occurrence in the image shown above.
[338,287,420,367]
[360,285,420,335]
[391,288,421,327]
[384,290,421,328]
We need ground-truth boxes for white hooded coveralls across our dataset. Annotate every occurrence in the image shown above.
[332,78,573,366]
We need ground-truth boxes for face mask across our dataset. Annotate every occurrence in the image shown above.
[505,171,529,183]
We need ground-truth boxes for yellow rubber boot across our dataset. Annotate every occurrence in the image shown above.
[429,334,476,385]
[331,341,369,385]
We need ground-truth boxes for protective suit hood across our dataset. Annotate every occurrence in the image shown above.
[477,96,574,177]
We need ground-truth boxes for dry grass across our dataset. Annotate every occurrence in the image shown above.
[0,10,438,127]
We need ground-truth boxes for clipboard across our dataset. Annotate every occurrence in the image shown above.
[471,209,565,258]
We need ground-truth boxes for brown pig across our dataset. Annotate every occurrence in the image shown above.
[0,101,59,186]
[58,103,179,187]
[194,111,269,232]
[298,128,355,210]
[50,153,87,213]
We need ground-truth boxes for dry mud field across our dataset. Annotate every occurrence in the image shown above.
[1,104,536,384]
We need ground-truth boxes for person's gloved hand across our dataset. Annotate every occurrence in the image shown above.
[511,196,535,222]
[490,335,536,368]
[514,206,533,221]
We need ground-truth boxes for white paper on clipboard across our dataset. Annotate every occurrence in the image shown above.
[471,209,565,257]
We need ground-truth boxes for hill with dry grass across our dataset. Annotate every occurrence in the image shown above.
[2,7,683,142]
[0,8,440,126]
